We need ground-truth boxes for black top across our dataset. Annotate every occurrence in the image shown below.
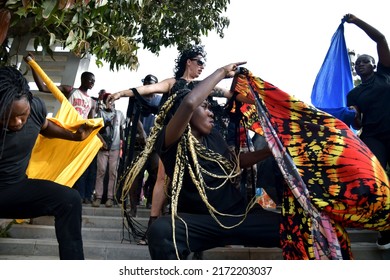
[156,127,246,215]
[347,63,390,140]
[0,97,47,186]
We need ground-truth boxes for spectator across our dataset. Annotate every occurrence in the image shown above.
[92,93,125,208]
[129,74,162,215]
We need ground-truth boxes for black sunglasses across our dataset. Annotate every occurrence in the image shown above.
[190,58,206,67]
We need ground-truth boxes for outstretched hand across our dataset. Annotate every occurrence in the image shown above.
[222,62,247,78]
[105,93,120,110]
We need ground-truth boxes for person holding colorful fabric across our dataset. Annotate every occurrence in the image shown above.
[108,45,235,242]
[345,14,390,250]
[120,61,282,259]
[0,66,93,259]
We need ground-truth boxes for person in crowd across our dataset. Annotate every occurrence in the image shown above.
[108,45,232,235]
[139,74,162,209]
[128,74,162,217]
[128,61,282,259]
[24,53,98,204]
[0,66,94,259]
[345,13,390,250]
[92,93,125,208]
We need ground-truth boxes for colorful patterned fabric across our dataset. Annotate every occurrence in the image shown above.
[25,59,103,187]
[230,67,390,259]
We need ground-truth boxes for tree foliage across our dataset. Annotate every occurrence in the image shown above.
[0,0,230,70]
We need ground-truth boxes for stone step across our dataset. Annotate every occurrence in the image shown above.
[200,243,390,260]
[0,238,150,260]
[0,255,59,260]
[31,215,149,229]
[1,203,388,260]
[82,205,151,218]
[8,221,380,244]
[1,237,388,260]
[8,224,144,242]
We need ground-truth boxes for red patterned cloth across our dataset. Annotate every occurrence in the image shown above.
[230,67,390,259]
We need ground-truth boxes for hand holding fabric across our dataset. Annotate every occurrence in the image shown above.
[73,122,94,141]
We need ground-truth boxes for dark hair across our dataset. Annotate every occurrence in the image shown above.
[102,93,112,103]
[0,66,32,125]
[163,88,191,126]
[174,45,206,79]
[142,74,158,84]
[356,54,376,65]
[81,71,94,80]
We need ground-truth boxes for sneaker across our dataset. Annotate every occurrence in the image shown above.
[105,198,113,208]
[376,231,390,250]
[92,198,101,208]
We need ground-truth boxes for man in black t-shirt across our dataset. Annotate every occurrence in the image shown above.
[345,14,390,250]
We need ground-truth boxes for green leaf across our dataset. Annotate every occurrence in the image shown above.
[3,0,231,71]
[41,0,58,19]
[86,27,95,38]
[49,32,56,46]
[65,30,78,49]
[71,13,78,25]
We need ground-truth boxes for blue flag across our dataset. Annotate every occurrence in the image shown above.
[311,21,355,126]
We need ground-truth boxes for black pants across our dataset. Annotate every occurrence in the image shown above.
[147,207,281,260]
[130,150,159,209]
[0,178,84,260]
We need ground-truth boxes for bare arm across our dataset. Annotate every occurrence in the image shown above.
[239,148,273,169]
[344,14,390,67]
[23,53,73,97]
[165,62,246,147]
[106,77,175,106]
[137,120,147,146]
[211,86,231,99]
[349,105,362,130]
[40,119,93,141]
[210,86,254,104]
[88,99,97,118]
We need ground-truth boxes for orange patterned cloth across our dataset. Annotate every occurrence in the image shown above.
[230,67,390,259]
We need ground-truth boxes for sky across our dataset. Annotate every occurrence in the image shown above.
[88,0,390,114]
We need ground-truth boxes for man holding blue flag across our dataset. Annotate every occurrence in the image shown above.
[311,16,356,127]
[345,13,390,250]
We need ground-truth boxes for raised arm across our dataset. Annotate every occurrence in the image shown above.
[165,62,246,147]
[23,53,73,97]
[106,77,175,106]
[344,14,390,67]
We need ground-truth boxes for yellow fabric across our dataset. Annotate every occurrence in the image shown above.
[25,59,103,187]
